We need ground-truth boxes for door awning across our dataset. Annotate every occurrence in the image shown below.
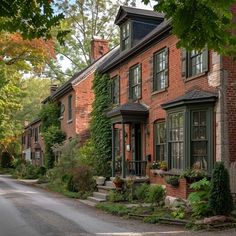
[107,102,149,124]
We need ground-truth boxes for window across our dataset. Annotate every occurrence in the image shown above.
[182,48,208,78]
[153,48,168,91]
[121,22,130,51]
[60,102,65,117]
[34,127,38,142]
[154,121,166,162]
[168,112,184,170]
[114,129,120,157]
[129,64,141,100]
[111,76,120,105]
[191,110,208,169]
[68,95,72,121]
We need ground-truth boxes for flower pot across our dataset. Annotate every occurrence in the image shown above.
[96,176,106,186]
[113,181,123,189]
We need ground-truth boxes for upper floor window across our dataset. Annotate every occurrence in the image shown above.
[182,47,208,78]
[153,48,168,91]
[34,127,38,142]
[68,95,72,121]
[129,64,141,100]
[121,22,130,51]
[111,76,120,105]
[154,121,166,162]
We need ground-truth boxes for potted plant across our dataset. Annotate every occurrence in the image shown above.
[166,175,179,187]
[96,176,106,186]
[113,175,124,189]
[160,161,167,171]
[180,168,208,183]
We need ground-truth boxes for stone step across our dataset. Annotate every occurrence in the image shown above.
[93,191,108,200]
[78,199,97,207]
[87,196,106,204]
[97,185,115,194]
[104,180,115,188]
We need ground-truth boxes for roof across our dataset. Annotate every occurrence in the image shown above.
[24,117,41,129]
[115,6,164,25]
[107,102,149,124]
[98,19,171,73]
[162,90,218,109]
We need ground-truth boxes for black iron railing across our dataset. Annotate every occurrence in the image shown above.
[126,160,147,177]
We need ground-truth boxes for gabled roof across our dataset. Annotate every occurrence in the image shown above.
[162,90,218,109]
[115,6,164,25]
[98,19,171,73]
[24,117,41,129]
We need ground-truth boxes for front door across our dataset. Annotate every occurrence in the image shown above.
[131,124,142,175]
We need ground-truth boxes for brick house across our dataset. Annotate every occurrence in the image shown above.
[22,118,44,166]
[22,38,118,164]
[97,6,236,197]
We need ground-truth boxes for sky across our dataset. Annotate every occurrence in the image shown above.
[59,0,154,72]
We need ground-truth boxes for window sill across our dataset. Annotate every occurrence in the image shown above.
[184,72,207,82]
[151,88,167,96]
[67,119,73,124]
[59,116,64,120]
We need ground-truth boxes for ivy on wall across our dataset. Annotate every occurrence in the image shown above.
[39,101,66,169]
[90,73,111,176]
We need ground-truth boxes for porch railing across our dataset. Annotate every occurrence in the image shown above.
[126,160,147,177]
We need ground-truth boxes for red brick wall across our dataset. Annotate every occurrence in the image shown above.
[223,55,236,163]
[73,73,95,142]
[58,90,76,139]
[108,35,217,168]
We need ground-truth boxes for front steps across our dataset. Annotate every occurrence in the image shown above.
[79,180,115,206]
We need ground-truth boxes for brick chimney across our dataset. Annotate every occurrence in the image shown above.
[50,85,58,95]
[91,36,109,62]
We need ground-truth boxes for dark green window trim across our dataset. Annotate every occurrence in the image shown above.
[68,94,73,121]
[111,76,120,106]
[153,48,168,91]
[129,64,141,100]
[166,104,214,172]
[154,121,166,162]
[168,112,184,170]
[182,47,208,78]
[120,21,131,51]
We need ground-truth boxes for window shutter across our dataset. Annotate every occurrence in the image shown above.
[181,48,187,78]
[153,54,157,91]
[202,47,208,72]
[138,64,142,99]
[128,70,132,100]
[165,47,169,88]
[118,76,120,104]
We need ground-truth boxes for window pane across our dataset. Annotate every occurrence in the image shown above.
[153,49,168,91]
[154,122,166,161]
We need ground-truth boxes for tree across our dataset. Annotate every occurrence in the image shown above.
[209,162,233,215]
[143,0,236,56]
[0,32,56,157]
[0,0,66,42]
[46,0,135,82]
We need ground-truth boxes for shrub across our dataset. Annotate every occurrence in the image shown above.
[72,165,96,193]
[108,190,126,202]
[96,203,131,216]
[135,183,150,202]
[14,161,41,179]
[209,162,233,215]
[145,185,165,206]
[188,178,212,218]
[1,152,13,168]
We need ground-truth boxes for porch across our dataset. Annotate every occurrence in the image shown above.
[107,102,149,178]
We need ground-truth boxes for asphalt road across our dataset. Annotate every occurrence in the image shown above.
[0,175,235,236]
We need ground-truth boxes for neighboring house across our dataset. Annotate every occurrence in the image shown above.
[22,118,44,166]
[97,6,236,196]
[22,37,118,164]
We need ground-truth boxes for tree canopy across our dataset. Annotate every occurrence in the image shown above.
[143,0,236,56]
[0,0,66,42]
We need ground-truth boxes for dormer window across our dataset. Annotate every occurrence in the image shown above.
[121,22,130,51]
